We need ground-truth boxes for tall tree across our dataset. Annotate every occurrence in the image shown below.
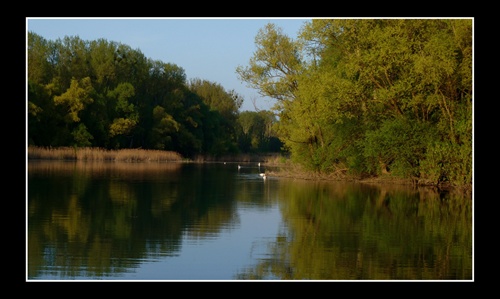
[53,77,95,146]
[238,19,472,186]
[236,23,303,110]
[188,79,243,155]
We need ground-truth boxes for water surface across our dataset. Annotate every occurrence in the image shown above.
[27,161,473,280]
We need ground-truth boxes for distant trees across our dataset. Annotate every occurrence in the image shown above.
[237,19,472,187]
[237,110,282,153]
[27,32,280,158]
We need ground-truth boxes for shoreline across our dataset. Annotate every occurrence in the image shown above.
[266,168,470,193]
[27,146,471,191]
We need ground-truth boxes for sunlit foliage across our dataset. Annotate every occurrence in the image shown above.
[237,19,472,187]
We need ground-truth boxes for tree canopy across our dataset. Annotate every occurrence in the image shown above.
[237,19,472,187]
[27,32,281,158]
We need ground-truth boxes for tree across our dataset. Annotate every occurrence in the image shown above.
[236,23,303,109]
[188,78,242,120]
[107,83,138,148]
[237,110,281,153]
[27,32,53,85]
[188,79,243,156]
[150,106,179,150]
[54,77,94,123]
[89,38,117,90]
[238,19,472,186]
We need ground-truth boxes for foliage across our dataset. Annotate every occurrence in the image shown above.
[27,32,251,158]
[237,19,472,187]
[236,110,282,153]
[236,23,302,106]
[27,19,473,187]
[72,123,94,147]
[53,77,94,123]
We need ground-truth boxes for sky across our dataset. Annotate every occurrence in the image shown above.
[27,17,311,112]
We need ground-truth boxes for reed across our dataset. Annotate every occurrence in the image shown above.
[27,146,184,162]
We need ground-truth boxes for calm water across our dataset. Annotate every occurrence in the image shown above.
[27,161,473,281]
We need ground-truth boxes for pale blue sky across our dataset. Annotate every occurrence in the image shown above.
[27,17,311,112]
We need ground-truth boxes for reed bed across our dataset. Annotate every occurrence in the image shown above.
[27,146,184,162]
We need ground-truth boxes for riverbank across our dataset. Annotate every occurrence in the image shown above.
[265,163,470,193]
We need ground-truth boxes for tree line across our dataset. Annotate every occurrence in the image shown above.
[28,18,473,187]
[27,32,281,159]
[236,19,472,187]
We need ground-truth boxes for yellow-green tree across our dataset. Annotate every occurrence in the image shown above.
[236,23,303,108]
[238,19,472,187]
[53,77,95,146]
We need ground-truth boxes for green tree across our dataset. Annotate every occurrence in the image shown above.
[27,80,60,146]
[238,19,472,186]
[106,82,139,148]
[237,111,262,152]
[188,79,243,156]
[52,36,91,89]
[150,106,180,150]
[52,77,95,146]
[54,77,94,123]
[28,32,53,85]
[236,23,303,108]
[89,38,118,90]
[237,110,281,153]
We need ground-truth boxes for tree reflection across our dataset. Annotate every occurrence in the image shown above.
[27,161,240,279]
[27,162,472,280]
[236,180,472,280]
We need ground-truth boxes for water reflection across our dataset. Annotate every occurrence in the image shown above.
[27,161,472,280]
[28,161,271,279]
[236,180,472,280]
